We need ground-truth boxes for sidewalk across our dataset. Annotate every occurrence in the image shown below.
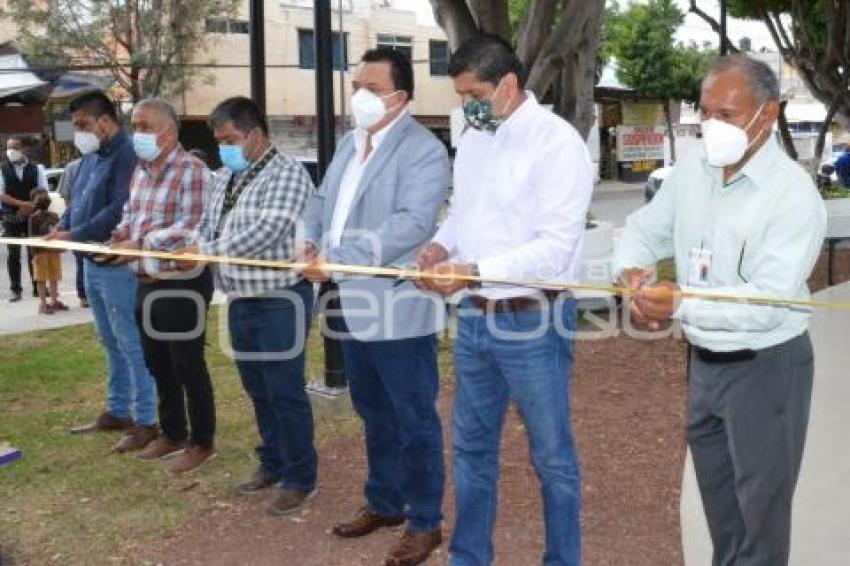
[595,179,645,196]
[0,291,92,336]
[681,282,850,565]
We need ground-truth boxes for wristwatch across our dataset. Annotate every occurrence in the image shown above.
[468,263,482,290]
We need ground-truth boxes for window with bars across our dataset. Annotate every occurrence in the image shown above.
[298,29,348,71]
[205,19,250,35]
[376,34,413,62]
[429,40,449,76]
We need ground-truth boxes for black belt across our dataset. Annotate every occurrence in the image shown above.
[469,290,563,314]
[691,345,757,363]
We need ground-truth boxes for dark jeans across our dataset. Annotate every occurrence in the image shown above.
[135,268,215,447]
[228,280,317,491]
[4,221,33,295]
[74,252,86,300]
[688,332,814,566]
[341,333,444,532]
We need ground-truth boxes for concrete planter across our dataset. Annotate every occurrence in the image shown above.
[825,197,850,239]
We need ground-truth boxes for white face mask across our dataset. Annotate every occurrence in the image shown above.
[74,131,101,155]
[351,88,400,130]
[6,149,23,163]
[701,102,766,167]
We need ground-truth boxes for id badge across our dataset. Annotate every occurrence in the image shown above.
[687,247,712,288]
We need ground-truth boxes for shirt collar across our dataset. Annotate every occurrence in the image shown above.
[353,106,409,156]
[98,130,127,157]
[495,91,538,135]
[737,135,779,189]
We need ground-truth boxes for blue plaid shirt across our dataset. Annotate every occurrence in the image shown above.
[195,146,313,296]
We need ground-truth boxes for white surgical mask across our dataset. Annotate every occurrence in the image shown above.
[701,102,766,167]
[6,149,23,163]
[133,132,162,162]
[351,88,400,130]
[74,131,101,155]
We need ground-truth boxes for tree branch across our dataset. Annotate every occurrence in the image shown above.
[688,1,738,54]
[428,0,479,50]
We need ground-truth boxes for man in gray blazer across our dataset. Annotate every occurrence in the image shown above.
[303,48,449,566]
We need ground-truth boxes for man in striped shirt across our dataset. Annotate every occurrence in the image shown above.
[109,98,216,475]
[181,97,317,516]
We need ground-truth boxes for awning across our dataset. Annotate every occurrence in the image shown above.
[784,101,828,123]
[0,51,48,99]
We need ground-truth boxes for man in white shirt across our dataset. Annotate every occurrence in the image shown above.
[419,34,593,566]
[613,55,826,566]
[1,135,48,301]
[302,48,449,566]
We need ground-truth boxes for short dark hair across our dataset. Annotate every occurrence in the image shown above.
[68,91,118,122]
[208,96,269,136]
[361,47,415,101]
[448,34,526,88]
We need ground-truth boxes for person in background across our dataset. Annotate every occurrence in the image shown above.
[50,91,157,450]
[834,143,850,188]
[182,96,317,515]
[57,157,88,307]
[614,55,826,566]
[109,98,216,475]
[28,188,65,315]
[1,135,47,302]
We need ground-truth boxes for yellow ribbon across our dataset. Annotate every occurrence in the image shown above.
[3,236,849,310]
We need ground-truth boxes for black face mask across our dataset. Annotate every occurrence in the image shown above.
[34,196,51,211]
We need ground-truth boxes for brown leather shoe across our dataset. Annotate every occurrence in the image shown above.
[236,467,279,495]
[384,528,443,566]
[169,443,217,475]
[332,506,406,538]
[136,436,186,461]
[70,411,134,434]
[112,425,159,453]
[266,487,317,517]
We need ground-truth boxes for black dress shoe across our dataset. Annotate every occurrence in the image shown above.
[8,292,22,303]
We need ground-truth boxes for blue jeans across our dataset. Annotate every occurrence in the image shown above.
[228,280,317,491]
[84,260,157,426]
[341,333,444,532]
[449,297,581,566]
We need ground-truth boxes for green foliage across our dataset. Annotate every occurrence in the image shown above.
[605,0,714,104]
[822,183,850,200]
[727,0,828,51]
[0,0,239,101]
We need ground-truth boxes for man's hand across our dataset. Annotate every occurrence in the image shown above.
[45,229,72,242]
[617,267,657,329]
[419,262,474,297]
[18,203,34,217]
[416,242,449,270]
[174,245,201,271]
[98,240,140,266]
[302,253,331,283]
[295,242,319,264]
[634,280,681,325]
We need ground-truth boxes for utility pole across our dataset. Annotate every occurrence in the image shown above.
[314,0,347,392]
[249,0,267,113]
[719,0,728,56]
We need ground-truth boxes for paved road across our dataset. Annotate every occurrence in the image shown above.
[589,184,646,228]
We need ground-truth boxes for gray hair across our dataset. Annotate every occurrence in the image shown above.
[704,55,781,103]
[133,98,180,131]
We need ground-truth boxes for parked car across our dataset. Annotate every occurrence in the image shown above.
[45,167,66,218]
[644,166,671,202]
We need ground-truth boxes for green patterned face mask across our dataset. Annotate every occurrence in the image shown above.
[462,80,509,133]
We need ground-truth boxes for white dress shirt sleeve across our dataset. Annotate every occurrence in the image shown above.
[674,193,826,332]
[475,140,593,282]
[432,194,459,256]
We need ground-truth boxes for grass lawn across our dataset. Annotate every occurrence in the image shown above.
[0,307,453,564]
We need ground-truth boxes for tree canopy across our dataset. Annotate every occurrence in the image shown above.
[0,0,239,103]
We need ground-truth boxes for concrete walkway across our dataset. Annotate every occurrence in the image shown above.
[0,291,93,336]
[681,282,850,565]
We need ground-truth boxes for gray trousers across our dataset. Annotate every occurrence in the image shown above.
[688,332,814,566]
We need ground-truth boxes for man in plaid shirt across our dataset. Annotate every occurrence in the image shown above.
[180,97,317,516]
[110,98,216,475]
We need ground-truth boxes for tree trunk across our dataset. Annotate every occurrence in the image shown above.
[777,101,798,161]
[428,0,479,50]
[814,95,841,169]
[467,0,510,39]
[663,100,676,163]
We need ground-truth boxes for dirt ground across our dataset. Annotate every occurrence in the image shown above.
[145,329,689,566]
